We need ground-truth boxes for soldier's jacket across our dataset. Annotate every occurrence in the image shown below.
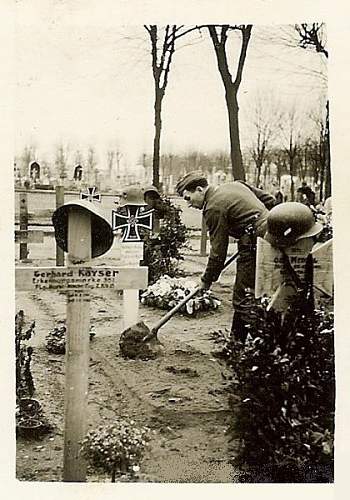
[201,181,275,285]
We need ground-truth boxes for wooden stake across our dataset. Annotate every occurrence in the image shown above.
[123,289,139,330]
[55,185,65,266]
[19,191,29,261]
[63,208,91,482]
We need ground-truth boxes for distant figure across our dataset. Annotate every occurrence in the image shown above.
[297,181,315,207]
[272,184,284,205]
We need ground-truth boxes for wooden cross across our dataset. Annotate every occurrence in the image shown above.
[112,205,153,242]
[15,203,147,482]
[112,202,154,328]
[79,186,101,203]
[255,237,333,312]
[17,191,44,262]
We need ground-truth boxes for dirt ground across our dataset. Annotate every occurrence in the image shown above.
[15,236,241,483]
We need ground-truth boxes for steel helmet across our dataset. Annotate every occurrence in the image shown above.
[119,185,146,206]
[265,202,323,248]
[52,200,114,258]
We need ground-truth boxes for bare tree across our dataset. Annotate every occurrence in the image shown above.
[144,25,201,189]
[248,93,283,186]
[87,146,98,186]
[279,108,303,201]
[55,143,69,181]
[295,23,328,58]
[294,23,330,199]
[207,25,252,180]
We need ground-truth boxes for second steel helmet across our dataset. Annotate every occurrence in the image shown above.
[119,185,146,206]
[265,202,323,248]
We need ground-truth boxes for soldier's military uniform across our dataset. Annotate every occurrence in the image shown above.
[177,174,275,342]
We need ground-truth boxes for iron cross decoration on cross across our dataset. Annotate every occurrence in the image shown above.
[79,187,101,203]
[112,205,154,242]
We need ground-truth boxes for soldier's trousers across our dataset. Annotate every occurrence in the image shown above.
[230,241,257,343]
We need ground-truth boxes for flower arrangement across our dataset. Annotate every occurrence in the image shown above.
[140,275,221,315]
[45,321,96,354]
[80,419,151,482]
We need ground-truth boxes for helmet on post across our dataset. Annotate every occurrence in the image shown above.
[119,185,145,206]
[265,202,323,248]
[52,200,114,258]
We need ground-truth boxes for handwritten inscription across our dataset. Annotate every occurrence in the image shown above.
[16,266,148,292]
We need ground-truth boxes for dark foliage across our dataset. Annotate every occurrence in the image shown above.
[142,197,187,284]
[15,310,36,399]
[226,294,334,482]
[45,321,96,354]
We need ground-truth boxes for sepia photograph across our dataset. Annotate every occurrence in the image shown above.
[5,0,348,494]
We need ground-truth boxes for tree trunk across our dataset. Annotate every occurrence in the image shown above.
[324,100,331,198]
[226,89,245,180]
[152,90,163,189]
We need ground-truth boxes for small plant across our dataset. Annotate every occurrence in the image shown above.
[140,275,221,315]
[142,197,187,284]
[80,419,151,482]
[45,321,96,354]
[15,310,36,400]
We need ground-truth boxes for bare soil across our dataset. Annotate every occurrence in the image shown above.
[15,239,240,483]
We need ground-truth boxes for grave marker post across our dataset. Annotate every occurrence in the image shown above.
[16,199,148,481]
[112,191,154,329]
[55,185,65,266]
[19,191,29,261]
[63,207,91,481]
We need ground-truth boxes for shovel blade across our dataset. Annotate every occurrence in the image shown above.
[119,321,163,360]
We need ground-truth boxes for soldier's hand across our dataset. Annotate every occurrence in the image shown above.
[199,279,211,291]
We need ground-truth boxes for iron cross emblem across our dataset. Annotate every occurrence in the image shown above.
[112,205,154,242]
[80,187,101,203]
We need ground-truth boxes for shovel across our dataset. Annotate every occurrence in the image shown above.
[141,250,240,343]
[118,250,239,359]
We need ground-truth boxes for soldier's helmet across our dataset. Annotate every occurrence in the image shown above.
[120,185,146,206]
[265,202,323,248]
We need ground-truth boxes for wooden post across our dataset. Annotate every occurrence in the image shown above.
[200,215,208,256]
[16,204,148,483]
[123,289,139,330]
[19,191,29,261]
[63,208,91,482]
[55,185,65,266]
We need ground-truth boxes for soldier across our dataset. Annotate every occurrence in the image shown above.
[176,171,276,342]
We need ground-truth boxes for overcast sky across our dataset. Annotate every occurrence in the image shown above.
[15,1,327,168]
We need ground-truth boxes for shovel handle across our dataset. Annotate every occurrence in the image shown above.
[143,250,239,342]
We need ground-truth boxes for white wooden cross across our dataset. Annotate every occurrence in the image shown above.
[15,203,148,482]
[112,202,154,329]
[255,236,333,312]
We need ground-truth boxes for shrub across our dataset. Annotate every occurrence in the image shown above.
[15,310,36,400]
[80,419,151,482]
[45,321,96,354]
[142,197,187,284]
[226,295,335,482]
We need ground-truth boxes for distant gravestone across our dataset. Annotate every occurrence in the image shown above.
[29,161,40,181]
[74,165,83,181]
[255,237,333,312]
